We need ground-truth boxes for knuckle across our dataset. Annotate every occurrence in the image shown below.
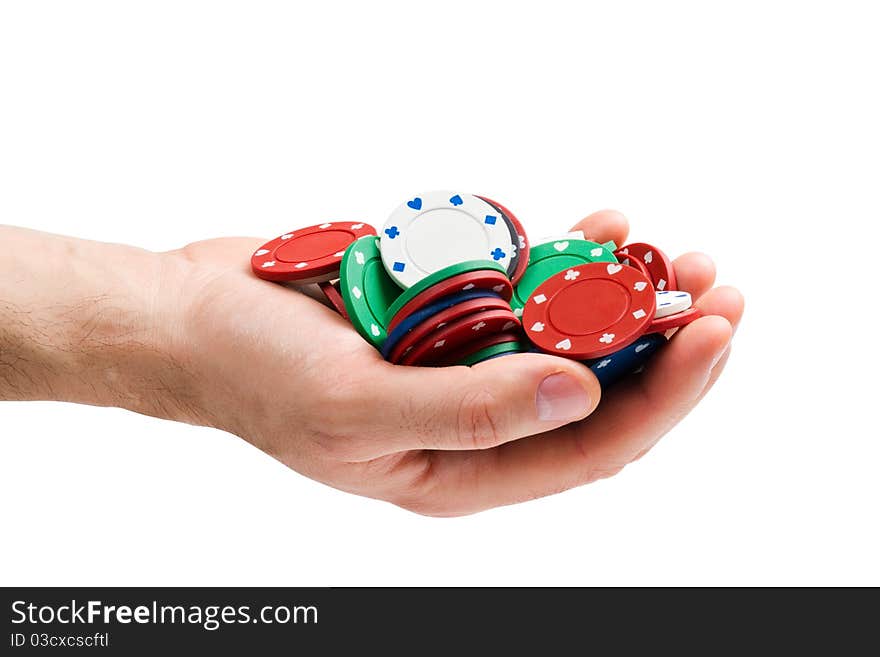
[455,388,506,450]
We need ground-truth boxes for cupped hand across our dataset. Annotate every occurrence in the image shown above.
[169,210,743,516]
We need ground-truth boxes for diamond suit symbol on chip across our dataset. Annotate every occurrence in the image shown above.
[392,262,405,272]
[355,251,366,265]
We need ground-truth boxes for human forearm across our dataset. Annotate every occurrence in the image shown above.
[0,226,201,422]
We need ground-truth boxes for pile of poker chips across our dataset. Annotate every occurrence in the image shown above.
[250,191,702,388]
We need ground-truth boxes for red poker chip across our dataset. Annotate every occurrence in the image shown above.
[477,195,530,286]
[645,306,703,334]
[522,262,656,359]
[616,252,651,279]
[387,270,513,334]
[388,296,512,364]
[437,331,524,366]
[614,243,677,292]
[399,308,521,366]
[251,222,376,283]
[319,281,349,320]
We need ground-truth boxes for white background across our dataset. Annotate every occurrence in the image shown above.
[1,1,878,586]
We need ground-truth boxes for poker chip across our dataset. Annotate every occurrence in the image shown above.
[654,290,692,319]
[617,252,651,279]
[387,296,513,364]
[319,281,349,319]
[380,191,515,289]
[385,261,511,332]
[252,192,697,396]
[477,195,530,285]
[251,222,376,283]
[523,262,656,359]
[586,333,667,388]
[380,289,503,360]
[399,308,521,366]
[438,331,525,366]
[615,243,677,292]
[511,239,620,312]
[339,235,403,347]
[460,340,526,366]
[645,306,703,334]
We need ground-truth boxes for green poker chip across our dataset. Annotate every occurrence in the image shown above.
[459,341,526,366]
[384,259,508,325]
[511,239,619,311]
[340,236,403,347]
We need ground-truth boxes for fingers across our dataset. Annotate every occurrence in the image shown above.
[400,288,743,516]
[569,210,629,247]
[672,252,716,301]
[340,354,602,460]
[695,285,745,333]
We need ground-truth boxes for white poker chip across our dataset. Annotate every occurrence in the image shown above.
[380,191,515,289]
[654,290,692,318]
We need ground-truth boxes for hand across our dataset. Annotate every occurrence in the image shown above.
[173,210,743,516]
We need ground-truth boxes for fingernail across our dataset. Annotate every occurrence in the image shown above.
[536,373,591,422]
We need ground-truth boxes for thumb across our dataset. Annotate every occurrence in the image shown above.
[360,353,601,455]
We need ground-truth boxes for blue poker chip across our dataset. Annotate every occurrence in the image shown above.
[585,333,667,388]
[380,289,504,360]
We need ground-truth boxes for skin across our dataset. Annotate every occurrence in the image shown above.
[0,211,743,516]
